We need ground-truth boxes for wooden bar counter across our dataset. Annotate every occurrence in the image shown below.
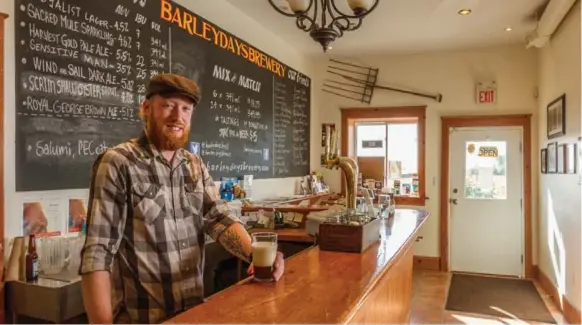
[165,209,429,324]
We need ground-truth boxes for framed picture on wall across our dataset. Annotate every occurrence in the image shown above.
[547,94,566,139]
[566,143,577,174]
[557,143,566,174]
[547,142,558,173]
[540,148,547,174]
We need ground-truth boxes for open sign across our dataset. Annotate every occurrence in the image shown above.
[478,146,498,157]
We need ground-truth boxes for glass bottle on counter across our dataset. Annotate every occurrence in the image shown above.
[26,234,39,282]
[388,193,396,218]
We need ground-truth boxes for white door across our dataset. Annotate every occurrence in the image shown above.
[449,127,524,277]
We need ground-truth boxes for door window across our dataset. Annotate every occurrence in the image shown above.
[464,141,507,199]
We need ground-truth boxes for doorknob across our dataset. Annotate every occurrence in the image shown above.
[449,198,458,205]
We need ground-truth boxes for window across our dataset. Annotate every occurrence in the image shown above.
[342,106,426,206]
[387,123,418,180]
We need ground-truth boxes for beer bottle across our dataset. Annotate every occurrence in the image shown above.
[25,234,39,281]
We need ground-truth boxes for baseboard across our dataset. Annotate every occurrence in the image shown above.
[413,256,440,271]
[535,265,581,324]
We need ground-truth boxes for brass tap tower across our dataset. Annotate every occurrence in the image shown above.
[323,126,359,210]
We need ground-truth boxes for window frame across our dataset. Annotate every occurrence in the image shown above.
[341,106,426,206]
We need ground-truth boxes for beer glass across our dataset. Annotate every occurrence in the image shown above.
[377,194,390,218]
[251,232,278,282]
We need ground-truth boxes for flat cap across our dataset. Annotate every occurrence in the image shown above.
[146,73,201,105]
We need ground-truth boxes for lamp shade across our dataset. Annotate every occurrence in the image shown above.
[286,0,310,13]
[347,0,371,11]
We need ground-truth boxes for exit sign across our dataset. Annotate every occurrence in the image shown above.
[476,81,497,104]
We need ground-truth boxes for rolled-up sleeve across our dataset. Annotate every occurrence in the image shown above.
[79,149,128,275]
[196,157,241,241]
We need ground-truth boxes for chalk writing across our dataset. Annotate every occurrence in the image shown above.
[15,0,310,191]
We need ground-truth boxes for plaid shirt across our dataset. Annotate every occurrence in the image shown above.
[80,132,241,324]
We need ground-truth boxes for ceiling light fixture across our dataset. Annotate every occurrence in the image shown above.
[505,26,513,31]
[268,0,380,52]
[458,9,472,15]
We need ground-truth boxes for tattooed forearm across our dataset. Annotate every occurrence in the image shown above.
[218,224,252,263]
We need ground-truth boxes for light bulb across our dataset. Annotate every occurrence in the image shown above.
[286,0,309,13]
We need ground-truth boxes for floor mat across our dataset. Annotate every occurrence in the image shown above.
[445,273,556,323]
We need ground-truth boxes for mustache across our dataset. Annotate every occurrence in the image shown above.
[164,122,186,127]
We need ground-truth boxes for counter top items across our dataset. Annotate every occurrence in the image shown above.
[25,235,39,282]
[248,193,327,206]
[165,209,429,324]
[220,177,246,201]
[318,209,382,253]
[6,272,84,323]
[305,204,345,236]
[250,232,278,282]
[247,228,315,244]
[377,193,396,218]
[273,211,285,229]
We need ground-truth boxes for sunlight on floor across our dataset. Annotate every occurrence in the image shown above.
[413,270,566,325]
[450,312,536,325]
[489,305,524,320]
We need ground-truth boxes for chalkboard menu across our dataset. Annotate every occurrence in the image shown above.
[15,0,311,191]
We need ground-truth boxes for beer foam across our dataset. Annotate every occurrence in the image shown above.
[251,241,277,267]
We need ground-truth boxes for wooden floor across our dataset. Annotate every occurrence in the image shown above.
[411,270,566,324]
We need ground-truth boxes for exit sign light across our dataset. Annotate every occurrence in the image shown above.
[476,81,497,104]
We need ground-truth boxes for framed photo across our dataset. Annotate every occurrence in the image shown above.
[566,143,577,174]
[547,142,558,173]
[540,148,547,174]
[547,94,566,139]
[557,144,566,174]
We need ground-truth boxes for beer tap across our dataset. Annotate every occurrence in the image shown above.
[323,126,359,211]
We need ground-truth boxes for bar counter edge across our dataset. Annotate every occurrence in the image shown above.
[164,208,429,324]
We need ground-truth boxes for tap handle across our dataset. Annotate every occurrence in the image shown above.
[329,129,336,157]
[333,130,340,157]
[324,125,332,160]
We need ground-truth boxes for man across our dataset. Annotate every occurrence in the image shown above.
[79,74,284,324]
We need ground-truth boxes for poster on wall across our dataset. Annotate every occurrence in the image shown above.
[389,161,402,179]
[68,198,88,233]
[22,198,64,237]
[547,142,557,173]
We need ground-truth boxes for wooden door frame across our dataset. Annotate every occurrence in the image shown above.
[440,114,533,278]
[0,12,8,324]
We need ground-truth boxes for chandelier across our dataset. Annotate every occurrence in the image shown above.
[268,0,379,52]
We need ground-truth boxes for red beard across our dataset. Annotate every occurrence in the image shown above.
[147,116,190,151]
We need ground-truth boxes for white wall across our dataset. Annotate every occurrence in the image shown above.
[0,0,313,238]
[536,1,581,312]
[311,44,539,257]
